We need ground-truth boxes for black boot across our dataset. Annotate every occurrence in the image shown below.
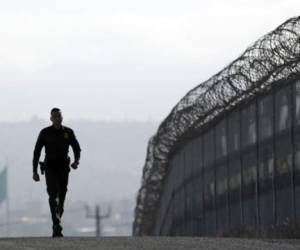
[52,224,63,238]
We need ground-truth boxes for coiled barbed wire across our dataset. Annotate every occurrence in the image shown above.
[133,16,300,235]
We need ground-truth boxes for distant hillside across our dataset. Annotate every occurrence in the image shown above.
[0,117,157,213]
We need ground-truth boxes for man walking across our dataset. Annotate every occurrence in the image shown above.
[32,108,81,237]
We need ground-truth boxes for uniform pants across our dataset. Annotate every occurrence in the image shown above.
[45,166,70,226]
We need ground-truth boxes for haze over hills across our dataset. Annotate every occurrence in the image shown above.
[0,117,157,236]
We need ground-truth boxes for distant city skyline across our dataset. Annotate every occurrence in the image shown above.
[0,0,299,122]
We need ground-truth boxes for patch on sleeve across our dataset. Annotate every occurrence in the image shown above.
[64,132,69,139]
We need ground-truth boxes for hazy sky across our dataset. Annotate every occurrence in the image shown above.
[0,0,299,122]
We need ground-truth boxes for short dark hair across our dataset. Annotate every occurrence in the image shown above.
[51,108,61,114]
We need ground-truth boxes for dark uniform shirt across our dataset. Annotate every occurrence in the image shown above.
[33,125,81,172]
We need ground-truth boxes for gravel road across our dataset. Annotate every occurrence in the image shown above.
[0,237,300,250]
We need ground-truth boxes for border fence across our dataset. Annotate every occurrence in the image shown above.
[133,16,300,236]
